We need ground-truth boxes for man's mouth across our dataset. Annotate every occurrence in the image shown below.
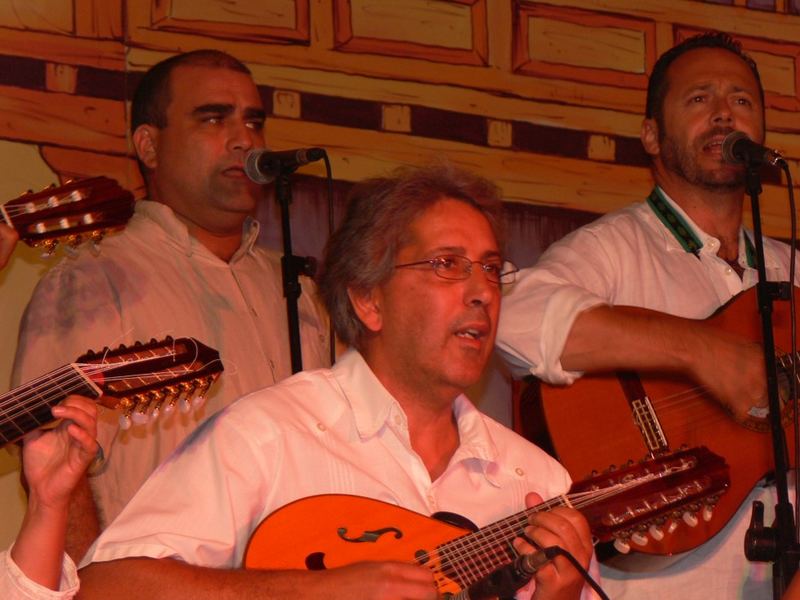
[456,328,482,341]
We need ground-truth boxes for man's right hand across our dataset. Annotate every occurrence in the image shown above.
[0,222,19,269]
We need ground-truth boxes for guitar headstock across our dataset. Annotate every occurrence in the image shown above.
[2,176,135,253]
[77,336,223,429]
[573,446,730,555]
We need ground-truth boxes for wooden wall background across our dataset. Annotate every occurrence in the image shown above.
[1,0,800,548]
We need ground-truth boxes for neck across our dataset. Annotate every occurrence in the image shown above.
[361,349,461,481]
[183,221,245,261]
[654,172,744,261]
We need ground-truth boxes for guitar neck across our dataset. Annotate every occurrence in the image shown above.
[0,365,101,444]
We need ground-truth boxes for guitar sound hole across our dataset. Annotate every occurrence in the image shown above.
[305,552,327,571]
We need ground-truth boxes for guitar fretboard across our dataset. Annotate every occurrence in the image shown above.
[0,365,99,444]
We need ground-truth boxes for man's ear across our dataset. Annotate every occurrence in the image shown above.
[641,118,660,157]
[132,124,159,170]
[347,286,383,334]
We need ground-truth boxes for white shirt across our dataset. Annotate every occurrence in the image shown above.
[496,188,797,599]
[83,349,595,599]
[497,189,794,384]
[0,547,79,600]
[12,200,329,525]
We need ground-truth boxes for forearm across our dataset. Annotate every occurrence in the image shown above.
[65,476,101,563]
[560,304,706,376]
[11,499,68,590]
[79,558,367,600]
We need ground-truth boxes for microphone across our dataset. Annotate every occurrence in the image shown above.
[449,551,552,600]
[721,131,783,166]
[244,147,325,184]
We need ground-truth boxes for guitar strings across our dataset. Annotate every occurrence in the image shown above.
[416,478,651,587]
[0,354,212,435]
[0,363,203,423]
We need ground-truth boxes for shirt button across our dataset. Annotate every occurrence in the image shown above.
[515,467,525,476]
[725,267,733,275]
[394,415,403,426]
[316,422,326,432]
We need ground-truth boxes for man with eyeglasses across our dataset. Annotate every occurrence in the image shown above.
[78,164,597,600]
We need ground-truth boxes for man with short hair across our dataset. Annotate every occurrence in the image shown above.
[78,164,596,600]
[497,31,797,598]
[12,50,329,560]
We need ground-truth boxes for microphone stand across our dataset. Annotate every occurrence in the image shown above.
[742,162,800,598]
[274,170,316,374]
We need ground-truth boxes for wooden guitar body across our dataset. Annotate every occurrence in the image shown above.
[539,287,797,557]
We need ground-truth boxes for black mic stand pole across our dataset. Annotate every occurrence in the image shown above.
[274,170,315,374]
[742,162,800,599]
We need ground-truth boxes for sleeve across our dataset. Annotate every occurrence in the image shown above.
[496,227,617,385]
[12,257,125,461]
[81,401,278,570]
[0,547,80,600]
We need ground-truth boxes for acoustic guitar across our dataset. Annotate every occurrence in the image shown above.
[245,447,729,596]
[0,336,222,444]
[536,286,797,559]
[1,176,134,254]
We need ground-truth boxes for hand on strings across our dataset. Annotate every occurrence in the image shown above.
[513,492,593,600]
[22,394,99,510]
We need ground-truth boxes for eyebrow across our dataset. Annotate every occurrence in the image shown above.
[191,104,266,120]
[430,246,502,259]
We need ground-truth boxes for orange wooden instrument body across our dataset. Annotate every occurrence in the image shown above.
[539,287,797,557]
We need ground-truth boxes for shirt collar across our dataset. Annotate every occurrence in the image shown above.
[134,200,261,261]
[332,349,500,471]
[646,186,760,268]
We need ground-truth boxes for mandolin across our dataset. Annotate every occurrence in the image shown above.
[0,336,223,444]
[245,447,729,596]
[1,176,135,254]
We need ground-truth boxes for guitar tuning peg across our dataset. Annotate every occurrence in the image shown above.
[132,396,150,426]
[702,505,714,522]
[48,182,57,188]
[162,386,180,415]
[648,524,665,541]
[119,409,133,430]
[682,511,699,528]
[613,537,631,554]
[666,519,679,534]
[631,531,648,546]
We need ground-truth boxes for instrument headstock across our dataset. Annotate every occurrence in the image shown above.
[2,176,135,253]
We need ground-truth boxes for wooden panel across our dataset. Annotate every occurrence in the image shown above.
[41,146,144,197]
[333,0,488,65]
[750,50,796,97]
[75,0,124,39]
[147,0,310,43]
[0,29,126,70]
[0,86,126,154]
[0,0,73,34]
[514,3,655,89]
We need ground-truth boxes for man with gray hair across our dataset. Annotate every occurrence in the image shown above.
[78,164,596,600]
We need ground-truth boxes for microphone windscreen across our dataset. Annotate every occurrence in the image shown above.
[244,149,273,184]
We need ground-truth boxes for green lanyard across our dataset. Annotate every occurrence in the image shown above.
[646,188,756,268]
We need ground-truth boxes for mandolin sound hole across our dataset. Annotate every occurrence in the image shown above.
[305,552,327,571]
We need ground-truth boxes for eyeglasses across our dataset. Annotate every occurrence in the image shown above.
[394,254,520,284]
